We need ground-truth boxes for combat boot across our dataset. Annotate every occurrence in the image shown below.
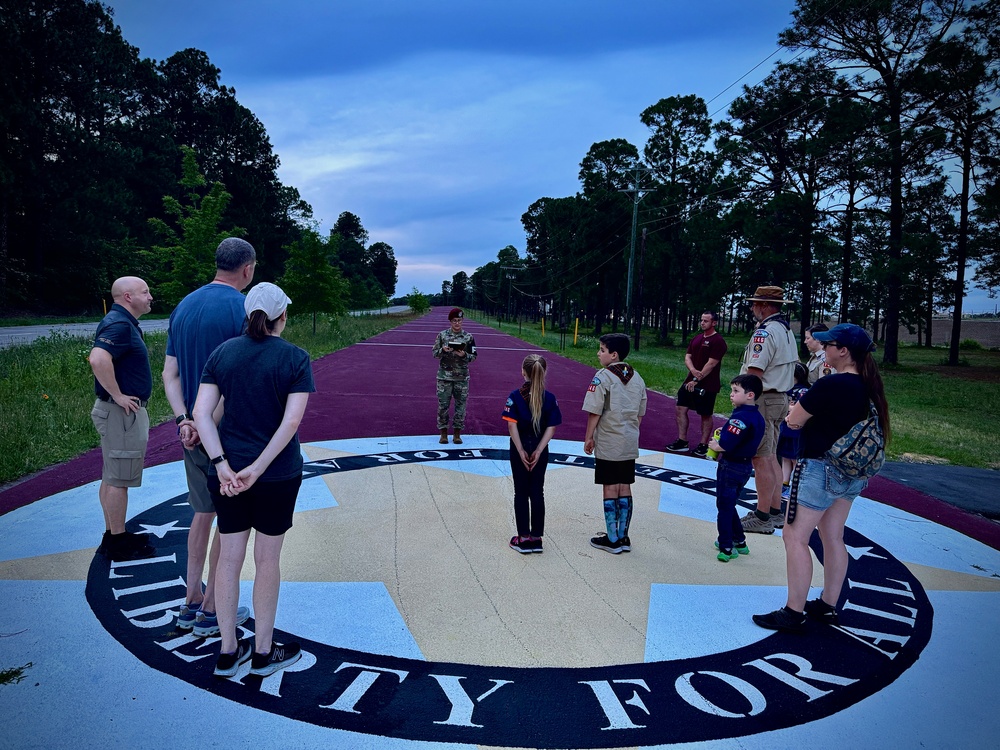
[453,429,463,444]
[439,429,448,444]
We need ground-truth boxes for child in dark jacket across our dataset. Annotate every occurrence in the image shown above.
[708,374,766,562]
[778,362,810,500]
[502,354,562,553]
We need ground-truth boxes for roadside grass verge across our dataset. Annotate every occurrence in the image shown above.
[0,312,417,487]
[472,313,1000,470]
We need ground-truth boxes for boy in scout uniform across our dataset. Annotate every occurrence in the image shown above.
[433,308,478,444]
[582,333,647,554]
[740,285,798,534]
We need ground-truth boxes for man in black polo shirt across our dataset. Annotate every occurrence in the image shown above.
[89,276,155,562]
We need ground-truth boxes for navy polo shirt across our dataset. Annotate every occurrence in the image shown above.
[92,304,152,401]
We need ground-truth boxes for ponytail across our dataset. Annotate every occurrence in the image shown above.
[522,354,548,434]
[859,352,891,444]
[247,310,279,340]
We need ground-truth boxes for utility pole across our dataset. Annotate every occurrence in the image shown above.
[634,227,647,351]
[620,166,651,335]
[500,265,519,322]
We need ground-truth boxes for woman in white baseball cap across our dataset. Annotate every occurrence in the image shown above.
[193,281,316,678]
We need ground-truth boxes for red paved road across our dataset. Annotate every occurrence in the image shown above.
[2,307,997,551]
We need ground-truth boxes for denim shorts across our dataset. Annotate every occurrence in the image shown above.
[791,458,868,512]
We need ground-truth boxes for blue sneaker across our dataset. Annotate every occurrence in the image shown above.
[194,606,250,637]
[176,601,203,630]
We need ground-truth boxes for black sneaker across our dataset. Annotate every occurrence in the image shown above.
[665,439,689,453]
[692,443,709,457]
[590,533,623,554]
[108,532,155,562]
[529,538,543,553]
[509,536,533,554]
[619,536,631,552]
[752,606,807,633]
[98,530,149,556]
[214,638,252,678]
[804,598,839,625]
[250,642,302,677]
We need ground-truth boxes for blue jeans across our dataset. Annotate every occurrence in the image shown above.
[715,459,753,551]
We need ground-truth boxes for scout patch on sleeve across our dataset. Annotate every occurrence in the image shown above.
[726,419,746,435]
[587,376,601,393]
[753,344,763,353]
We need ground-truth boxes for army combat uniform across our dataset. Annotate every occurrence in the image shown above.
[433,328,478,431]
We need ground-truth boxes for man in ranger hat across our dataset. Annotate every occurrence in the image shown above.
[739,285,798,534]
[433,307,478,444]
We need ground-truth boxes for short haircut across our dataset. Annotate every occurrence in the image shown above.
[702,310,719,324]
[599,333,630,361]
[216,237,256,272]
[731,373,763,399]
[805,323,829,335]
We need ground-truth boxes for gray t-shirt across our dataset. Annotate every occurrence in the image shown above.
[201,335,315,481]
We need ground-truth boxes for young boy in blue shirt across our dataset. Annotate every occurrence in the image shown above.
[708,374,765,562]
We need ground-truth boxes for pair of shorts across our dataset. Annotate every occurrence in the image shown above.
[594,458,635,485]
[756,392,789,457]
[776,424,802,460]
[182,447,215,513]
[91,399,149,487]
[209,475,301,536]
[676,386,718,417]
[790,458,867,513]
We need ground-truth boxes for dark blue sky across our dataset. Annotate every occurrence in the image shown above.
[119,1,992,305]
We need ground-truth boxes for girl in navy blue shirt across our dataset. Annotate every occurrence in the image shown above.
[502,354,562,553]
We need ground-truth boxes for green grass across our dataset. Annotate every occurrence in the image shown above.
[0,311,418,486]
[473,312,1000,470]
[0,314,170,326]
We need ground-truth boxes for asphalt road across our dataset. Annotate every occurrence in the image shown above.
[0,318,172,348]
[0,305,412,348]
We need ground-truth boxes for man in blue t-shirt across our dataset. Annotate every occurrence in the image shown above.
[162,238,256,633]
[89,276,155,562]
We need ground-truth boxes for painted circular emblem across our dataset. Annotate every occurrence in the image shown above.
[86,445,932,748]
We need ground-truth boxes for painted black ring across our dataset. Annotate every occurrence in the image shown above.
[87,448,932,748]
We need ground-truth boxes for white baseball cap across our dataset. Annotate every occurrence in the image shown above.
[245,282,292,320]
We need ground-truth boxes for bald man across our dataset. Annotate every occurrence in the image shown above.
[89,276,156,562]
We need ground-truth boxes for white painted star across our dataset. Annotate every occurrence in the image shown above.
[137,520,189,539]
[847,545,888,561]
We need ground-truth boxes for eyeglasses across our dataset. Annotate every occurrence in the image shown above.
[821,341,840,348]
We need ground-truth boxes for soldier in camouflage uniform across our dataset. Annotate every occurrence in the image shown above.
[433,308,478,444]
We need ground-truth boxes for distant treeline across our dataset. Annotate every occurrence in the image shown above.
[441,0,1000,366]
[0,0,396,315]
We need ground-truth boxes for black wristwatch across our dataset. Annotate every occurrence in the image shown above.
[210,453,228,466]
[175,413,191,425]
